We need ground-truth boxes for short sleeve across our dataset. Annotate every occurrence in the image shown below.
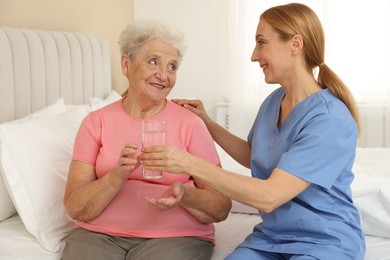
[72,114,101,165]
[277,114,357,189]
[187,118,220,165]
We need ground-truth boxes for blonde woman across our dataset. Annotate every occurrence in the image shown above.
[141,3,365,259]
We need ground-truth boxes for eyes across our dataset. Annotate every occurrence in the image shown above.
[255,34,267,48]
[148,58,158,66]
[148,58,177,72]
[256,39,265,47]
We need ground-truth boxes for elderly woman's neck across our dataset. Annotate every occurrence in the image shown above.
[122,95,167,119]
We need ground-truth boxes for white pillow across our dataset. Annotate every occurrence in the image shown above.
[0,174,16,221]
[351,147,390,238]
[90,90,122,111]
[0,104,89,252]
[30,98,67,118]
[0,98,67,222]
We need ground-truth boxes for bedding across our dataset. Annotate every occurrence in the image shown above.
[0,91,121,249]
[352,148,390,238]
[1,104,91,252]
[1,26,390,260]
[2,212,390,260]
[0,98,68,221]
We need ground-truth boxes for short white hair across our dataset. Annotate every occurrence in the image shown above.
[118,20,187,65]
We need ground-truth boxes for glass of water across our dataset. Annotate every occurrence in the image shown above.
[141,120,165,179]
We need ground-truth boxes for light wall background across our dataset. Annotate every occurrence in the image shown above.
[0,0,133,95]
[0,0,232,119]
[133,0,229,119]
[2,0,389,124]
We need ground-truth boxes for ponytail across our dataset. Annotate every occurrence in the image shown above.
[317,64,361,135]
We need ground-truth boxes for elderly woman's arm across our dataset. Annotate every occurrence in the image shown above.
[64,142,138,222]
[180,177,232,223]
[64,161,124,222]
[145,173,231,224]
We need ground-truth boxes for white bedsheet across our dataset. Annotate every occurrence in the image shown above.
[0,215,60,260]
[1,213,390,260]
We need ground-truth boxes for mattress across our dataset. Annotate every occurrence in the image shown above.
[0,215,60,260]
[1,213,390,259]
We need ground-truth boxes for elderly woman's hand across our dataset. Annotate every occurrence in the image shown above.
[114,142,140,182]
[139,145,194,174]
[145,182,186,211]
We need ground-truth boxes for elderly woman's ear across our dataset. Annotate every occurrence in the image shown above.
[121,54,129,77]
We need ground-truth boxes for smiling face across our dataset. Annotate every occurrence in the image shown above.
[251,20,294,85]
[122,38,178,105]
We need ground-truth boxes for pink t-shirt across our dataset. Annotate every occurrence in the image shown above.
[72,98,220,243]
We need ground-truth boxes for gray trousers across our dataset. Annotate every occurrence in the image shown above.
[62,228,214,260]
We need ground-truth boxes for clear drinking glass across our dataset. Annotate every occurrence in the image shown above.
[141,120,166,179]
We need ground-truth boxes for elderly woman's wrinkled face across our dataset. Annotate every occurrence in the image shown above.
[122,38,178,103]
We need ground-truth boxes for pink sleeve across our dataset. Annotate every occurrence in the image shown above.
[187,118,220,165]
[72,114,101,165]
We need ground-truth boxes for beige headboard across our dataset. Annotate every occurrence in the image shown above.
[0,26,112,123]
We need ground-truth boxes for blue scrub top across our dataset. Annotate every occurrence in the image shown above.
[238,88,365,259]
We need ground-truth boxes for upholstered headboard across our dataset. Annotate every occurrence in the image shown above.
[0,26,112,123]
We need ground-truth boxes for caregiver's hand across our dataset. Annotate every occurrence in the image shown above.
[171,99,211,123]
[139,145,194,174]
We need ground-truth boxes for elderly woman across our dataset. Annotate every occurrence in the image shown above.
[62,21,231,260]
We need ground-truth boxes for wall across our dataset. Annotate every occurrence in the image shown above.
[133,0,229,119]
[0,0,133,95]
[0,0,230,119]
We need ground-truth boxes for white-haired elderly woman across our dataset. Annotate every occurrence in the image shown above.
[62,20,231,260]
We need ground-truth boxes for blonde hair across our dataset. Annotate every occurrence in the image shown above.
[261,3,361,134]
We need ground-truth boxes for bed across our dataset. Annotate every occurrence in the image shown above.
[1,26,390,260]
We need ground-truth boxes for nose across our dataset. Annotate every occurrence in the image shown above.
[154,68,168,81]
[251,48,259,63]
